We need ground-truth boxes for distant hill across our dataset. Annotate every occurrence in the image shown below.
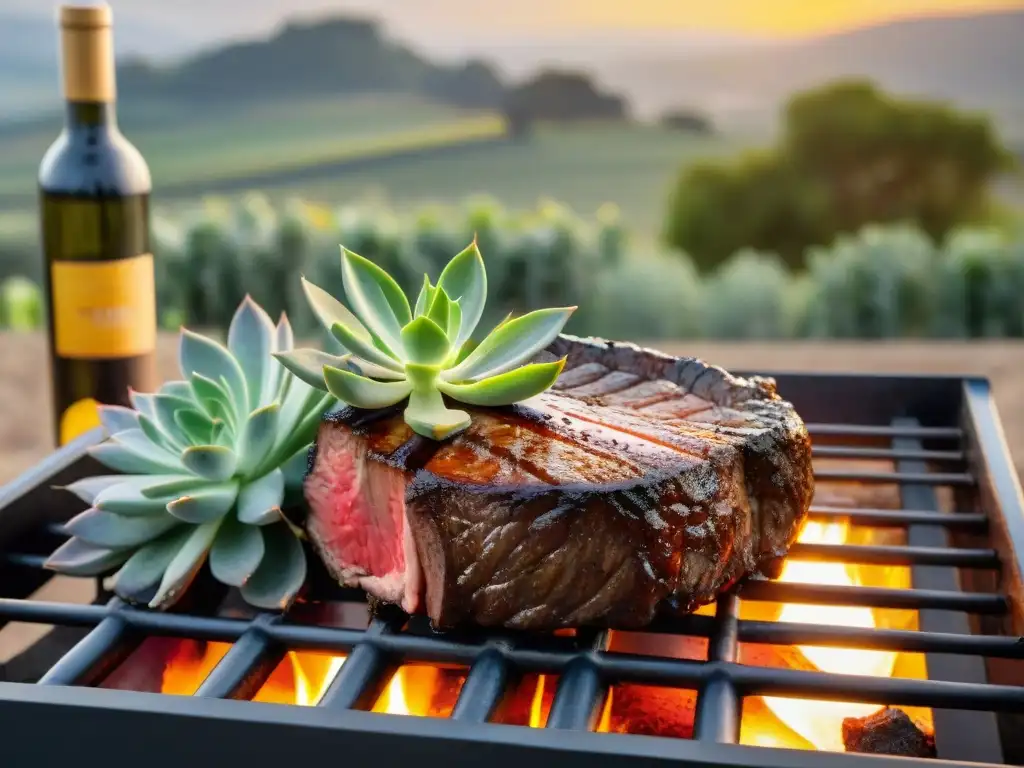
[0,11,198,119]
[115,17,507,111]
[594,11,1024,138]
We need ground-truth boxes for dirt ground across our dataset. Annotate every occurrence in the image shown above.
[0,333,1021,483]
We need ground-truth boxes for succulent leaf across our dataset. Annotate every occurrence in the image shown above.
[294,241,569,441]
[273,348,349,390]
[94,482,179,517]
[152,394,194,447]
[209,516,265,586]
[98,405,139,435]
[190,372,235,427]
[413,274,435,317]
[346,356,408,381]
[43,538,131,576]
[128,390,157,420]
[280,446,311,489]
[446,300,463,349]
[137,412,180,454]
[181,444,238,481]
[425,287,452,332]
[166,482,239,524]
[237,468,286,525]
[48,296,323,613]
[179,328,248,418]
[438,358,567,406]
[404,385,470,440]
[63,475,136,506]
[149,519,222,609]
[90,441,182,475]
[174,408,215,444]
[340,247,412,354]
[444,307,575,382]
[160,381,195,401]
[113,527,193,601]
[330,320,403,372]
[237,403,280,476]
[400,316,450,365]
[436,240,487,349]
[239,523,306,611]
[300,274,372,344]
[64,507,180,549]
[228,296,276,411]
[323,366,413,409]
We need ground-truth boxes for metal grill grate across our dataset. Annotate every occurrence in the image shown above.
[1,372,1023,768]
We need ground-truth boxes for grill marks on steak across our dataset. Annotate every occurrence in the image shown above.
[305,336,814,630]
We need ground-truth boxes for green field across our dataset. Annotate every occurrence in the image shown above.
[0,95,506,197]
[252,122,734,238]
[0,94,736,241]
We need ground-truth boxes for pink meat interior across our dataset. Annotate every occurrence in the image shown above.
[304,429,423,613]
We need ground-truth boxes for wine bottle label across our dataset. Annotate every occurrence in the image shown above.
[50,253,156,358]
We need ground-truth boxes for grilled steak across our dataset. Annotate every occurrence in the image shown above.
[304,335,814,630]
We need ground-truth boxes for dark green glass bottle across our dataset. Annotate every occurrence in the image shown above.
[39,4,157,447]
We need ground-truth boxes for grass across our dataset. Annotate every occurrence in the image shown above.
[217,122,736,240]
[0,91,737,242]
[0,94,507,198]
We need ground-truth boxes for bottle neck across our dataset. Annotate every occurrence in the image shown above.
[65,100,117,130]
[59,10,116,107]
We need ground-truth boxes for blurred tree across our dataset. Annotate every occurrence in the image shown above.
[502,70,627,134]
[664,79,1016,271]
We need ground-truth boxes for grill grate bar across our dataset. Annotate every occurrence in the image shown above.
[788,541,998,567]
[318,619,400,711]
[545,630,609,730]
[812,446,964,462]
[693,593,740,744]
[193,615,283,700]
[807,506,988,529]
[37,598,140,688]
[735,618,1024,657]
[5,596,1019,660]
[739,580,1007,613]
[896,416,1004,763]
[592,655,1024,712]
[807,423,962,439]
[449,647,512,723]
[813,469,974,486]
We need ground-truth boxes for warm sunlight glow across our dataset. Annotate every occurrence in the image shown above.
[541,0,1024,37]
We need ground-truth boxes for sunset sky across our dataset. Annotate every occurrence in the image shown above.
[9,0,1024,52]
[552,0,1024,36]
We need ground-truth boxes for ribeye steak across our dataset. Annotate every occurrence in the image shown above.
[304,335,814,630]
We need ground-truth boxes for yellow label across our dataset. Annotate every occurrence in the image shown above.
[60,397,103,446]
[51,253,156,359]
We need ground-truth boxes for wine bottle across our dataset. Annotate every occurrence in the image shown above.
[39,3,157,447]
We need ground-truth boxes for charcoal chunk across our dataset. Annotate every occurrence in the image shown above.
[842,707,937,758]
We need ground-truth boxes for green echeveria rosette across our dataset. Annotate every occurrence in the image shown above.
[276,240,576,440]
[44,297,334,611]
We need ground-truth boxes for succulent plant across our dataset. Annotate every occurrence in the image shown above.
[276,241,575,440]
[44,297,334,611]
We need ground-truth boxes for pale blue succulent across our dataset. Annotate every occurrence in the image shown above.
[45,297,334,611]
[275,241,575,440]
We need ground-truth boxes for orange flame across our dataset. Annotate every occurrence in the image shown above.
[740,520,932,752]
[159,642,346,706]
